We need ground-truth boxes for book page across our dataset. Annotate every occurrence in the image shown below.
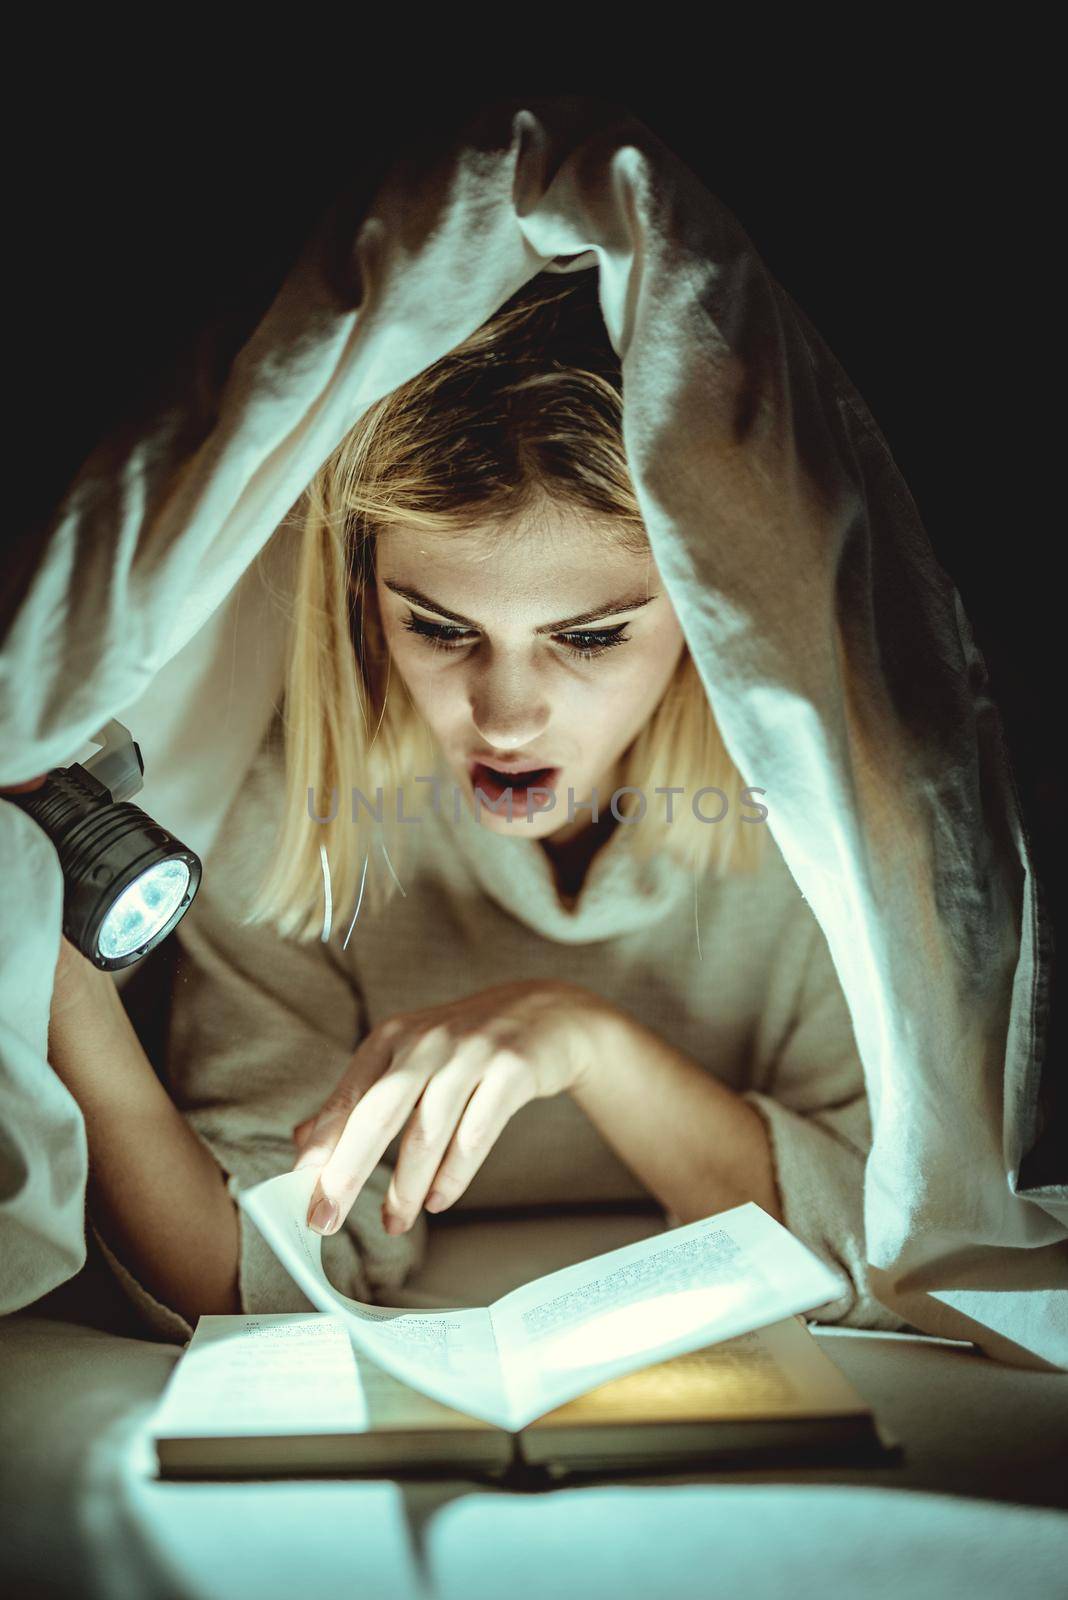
[151,1314,498,1440]
[490,1203,846,1429]
[151,1314,371,1438]
[237,1171,512,1428]
[524,1317,869,1429]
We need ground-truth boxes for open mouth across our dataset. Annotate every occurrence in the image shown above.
[468,761,561,811]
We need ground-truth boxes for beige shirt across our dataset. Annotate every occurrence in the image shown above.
[102,715,908,1341]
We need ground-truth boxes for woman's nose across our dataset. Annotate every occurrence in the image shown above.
[468,661,551,752]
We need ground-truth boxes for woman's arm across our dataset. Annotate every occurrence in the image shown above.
[570,1003,785,1226]
[47,940,240,1325]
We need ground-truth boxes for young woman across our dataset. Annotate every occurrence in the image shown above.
[46,271,906,1340]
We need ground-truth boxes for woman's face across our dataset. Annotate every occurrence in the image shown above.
[374,515,687,842]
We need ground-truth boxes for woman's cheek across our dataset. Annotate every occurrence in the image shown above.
[588,649,667,734]
[385,633,439,693]
[394,645,464,731]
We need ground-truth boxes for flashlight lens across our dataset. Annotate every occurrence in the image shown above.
[96,858,192,960]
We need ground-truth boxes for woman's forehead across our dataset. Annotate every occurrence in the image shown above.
[377,522,661,621]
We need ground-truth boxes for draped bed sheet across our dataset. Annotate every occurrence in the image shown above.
[0,96,1062,1365]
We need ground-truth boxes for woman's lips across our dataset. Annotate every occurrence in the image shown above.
[467,760,561,811]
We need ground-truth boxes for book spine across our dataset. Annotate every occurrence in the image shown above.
[493,1432,562,1490]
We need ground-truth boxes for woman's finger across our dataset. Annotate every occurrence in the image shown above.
[423,1053,530,1214]
[310,1065,426,1232]
[310,1034,451,1232]
[382,1040,493,1231]
[293,1020,403,1175]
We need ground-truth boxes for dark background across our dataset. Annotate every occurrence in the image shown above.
[9,68,1060,1163]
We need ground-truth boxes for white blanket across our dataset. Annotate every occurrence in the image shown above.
[1,97,1063,1365]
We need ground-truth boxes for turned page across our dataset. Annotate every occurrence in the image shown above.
[237,1170,512,1428]
[489,1203,847,1430]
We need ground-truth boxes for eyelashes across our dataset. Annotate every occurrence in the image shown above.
[401,613,631,662]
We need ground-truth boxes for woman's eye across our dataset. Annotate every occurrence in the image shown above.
[401,613,631,661]
[402,615,476,652]
[556,626,631,660]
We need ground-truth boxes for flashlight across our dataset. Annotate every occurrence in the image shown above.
[7,719,202,971]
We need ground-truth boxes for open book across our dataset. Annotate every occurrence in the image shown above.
[151,1170,888,1478]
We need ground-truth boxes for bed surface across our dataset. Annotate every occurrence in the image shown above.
[2,1210,1065,1600]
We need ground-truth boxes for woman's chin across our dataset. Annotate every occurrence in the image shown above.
[477,808,562,837]
[469,795,567,835]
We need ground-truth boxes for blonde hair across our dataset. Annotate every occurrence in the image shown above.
[248,271,767,941]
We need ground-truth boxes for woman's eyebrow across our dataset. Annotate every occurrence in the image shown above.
[382,580,658,632]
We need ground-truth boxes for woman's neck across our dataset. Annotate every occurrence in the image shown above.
[538,809,621,908]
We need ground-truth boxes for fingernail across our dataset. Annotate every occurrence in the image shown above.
[383,1210,406,1235]
[425,1191,446,1212]
[309,1197,339,1235]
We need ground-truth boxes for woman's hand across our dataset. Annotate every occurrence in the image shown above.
[292,979,616,1237]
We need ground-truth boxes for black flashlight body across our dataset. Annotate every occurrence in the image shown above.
[12,762,202,970]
